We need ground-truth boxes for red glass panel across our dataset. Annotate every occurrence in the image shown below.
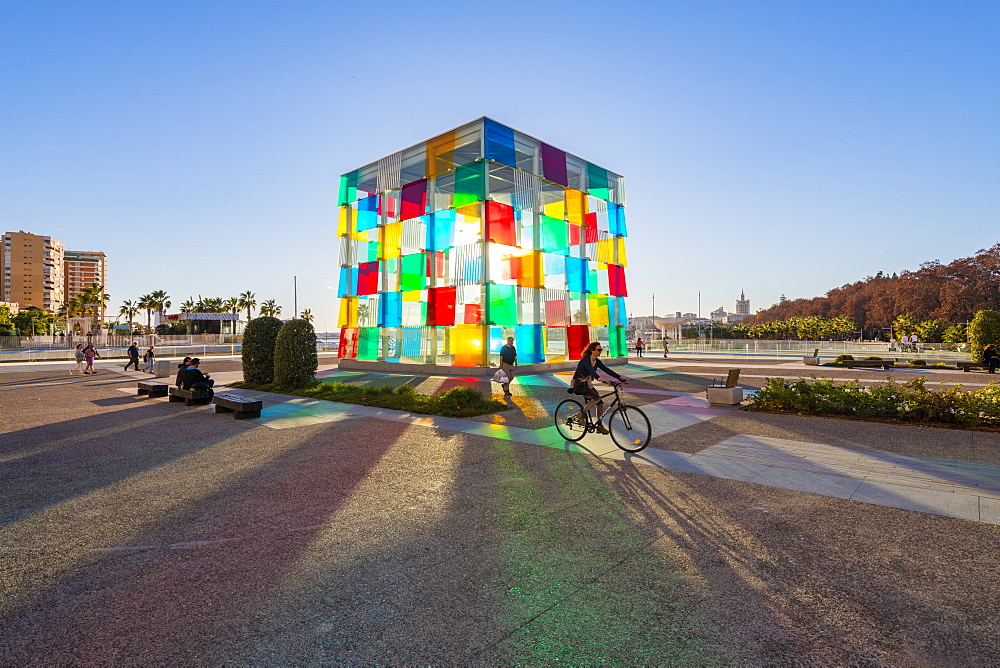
[567,324,590,360]
[427,286,457,327]
[338,327,359,359]
[427,250,446,279]
[568,225,600,245]
[545,299,567,326]
[486,201,516,246]
[357,261,379,295]
[609,264,627,297]
[400,179,427,221]
[463,302,482,324]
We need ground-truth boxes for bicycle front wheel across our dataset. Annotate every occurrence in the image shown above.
[554,399,587,442]
[608,405,651,452]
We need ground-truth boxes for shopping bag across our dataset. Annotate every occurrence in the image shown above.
[492,369,510,384]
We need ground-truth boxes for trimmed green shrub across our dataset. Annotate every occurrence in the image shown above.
[863,356,882,361]
[242,316,283,384]
[910,359,927,367]
[969,310,1000,363]
[273,319,318,389]
[748,376,1000,428]
[834,354,854,364]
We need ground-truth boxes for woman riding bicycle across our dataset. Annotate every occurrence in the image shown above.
[572,341,628,434]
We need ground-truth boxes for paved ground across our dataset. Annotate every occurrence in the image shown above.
[2,355,1000,664]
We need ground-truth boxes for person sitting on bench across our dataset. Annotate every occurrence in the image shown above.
[182,358,215,393]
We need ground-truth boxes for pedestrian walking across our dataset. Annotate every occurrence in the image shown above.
[70,344,84,374]
[143,345,155,373]
[984,344,999,374]
[498,336,517,396]
[124,341,141,371]
[635,337,644,357]
[83,344,100,374]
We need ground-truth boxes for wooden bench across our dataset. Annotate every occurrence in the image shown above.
[137,381,169,397]
[212,393,262,420]
[168,386,214,406]
[957,362,988,372]
[842,360,895,370]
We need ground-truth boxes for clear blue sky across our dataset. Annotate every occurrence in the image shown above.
[2,0,997,330]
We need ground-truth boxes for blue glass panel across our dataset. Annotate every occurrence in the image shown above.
[484,119,517,168]
[566,256,588,293]
[337,266,358,297]
[614,296,628,326]
[489,326,504,353]
[401,327,422,356]
[379,291,402,327]
[427,210,456,252]
[515,324,544,363]
[357,194,380,231]
[608,202,627,237]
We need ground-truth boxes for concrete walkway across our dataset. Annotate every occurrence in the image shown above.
[188,377,1000,527]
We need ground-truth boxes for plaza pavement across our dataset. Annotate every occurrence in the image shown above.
[2,354,999,663]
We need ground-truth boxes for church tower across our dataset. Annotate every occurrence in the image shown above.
[735,290,750,316]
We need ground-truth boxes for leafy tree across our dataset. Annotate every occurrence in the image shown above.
[892,314,919,338]
[13,309,52,335]
[969,310,1000,363]
[260,299,281,318]
[239,291,257,321]
[943,324,967,344]
[0,304,11,325]
[273,319,318,388]
[917,319,945,343]
[242,316,283,384]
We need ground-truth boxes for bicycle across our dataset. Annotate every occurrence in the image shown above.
[554,379,652,452]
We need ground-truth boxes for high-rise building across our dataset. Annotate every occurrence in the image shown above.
[64,250,108,302]
[335,117,629,368]
[1,231,65,311]
[736,290,750,315]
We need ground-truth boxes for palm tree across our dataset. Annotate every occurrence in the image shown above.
[224,297,239,314]
[238,291,257,321]
[138,293,156,334]
[300,309,314,323]
[180,298,196,313]
[119,300,140,335]
[150,290,171,325]
[260,299,281,318]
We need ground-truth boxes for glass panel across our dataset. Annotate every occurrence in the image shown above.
[338,266,357,297]
[358,326,380,361]
[339,170,359,206]
[425,129,456,177]
[400,252,427,291]
[487,283,517,326]
[427,286,457,326]
[338,327,358,359]
[453,161,486,207]
[567,324,590,360]
[338,296,357,328]
[513,132,539,173]
[486,201,516,246]
[588,294,610,326]
[487,162,517,208]
[356,163,379,200]
[356,195,380,232]
[608,264,627,296]
[565,256,587,293]
[540,143,568,186]
[427,210,456,252]
[400,144,426,185]
[357,261,379,295]
[566,188,587,226]
[450,324,484,367]
[400,179,427,222]
[586,163,610,200]
[566,155,586,191]
[515,324,544,363]
[379,292,403,328]
[485,119,517,167]
[545,325,566,362]
[608,325,627,357]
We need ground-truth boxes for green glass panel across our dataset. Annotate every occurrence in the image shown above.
[608,325,626,357]
[453,160,486,207]
[400,252,427,290]
[587,269,599,293]
[339,170,359,206]
[488,284,517,326]
[586,163,609,200]
[358,327,380,361]
[539,215,568,254]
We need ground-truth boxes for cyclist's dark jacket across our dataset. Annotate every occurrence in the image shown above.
[574,356,622,382]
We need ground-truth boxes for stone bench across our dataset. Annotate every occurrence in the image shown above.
[707,369,743,405]
[212,393,262,420]
[957,362,988,372]
[168,386,213,406]
[137,381,169,397]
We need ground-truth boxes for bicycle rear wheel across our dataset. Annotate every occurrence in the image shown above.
[554,399,587,442]
[608,405,651,452]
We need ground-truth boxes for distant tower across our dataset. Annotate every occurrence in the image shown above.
[735,290,750,316]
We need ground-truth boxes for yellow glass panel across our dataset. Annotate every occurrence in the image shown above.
[588,295,610,326]
[402,290,423,302]
[566,189,587,227]
[338,297,358,328]
[544,199,565,221]
[338,206,350,237]
[450,323,484,367]
[516,250,543,289]
[597,238,615,264]
[425,130,457,176]
[380,221,402,259]
[617,238,628,267]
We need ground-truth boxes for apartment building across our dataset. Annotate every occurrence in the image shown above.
[1,231,65,311]
[64,250,108,303]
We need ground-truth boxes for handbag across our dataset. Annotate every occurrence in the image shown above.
[492,369,510,384]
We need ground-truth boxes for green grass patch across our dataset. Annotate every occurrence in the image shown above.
[229,380,509,418]
[748,376,1000,429]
